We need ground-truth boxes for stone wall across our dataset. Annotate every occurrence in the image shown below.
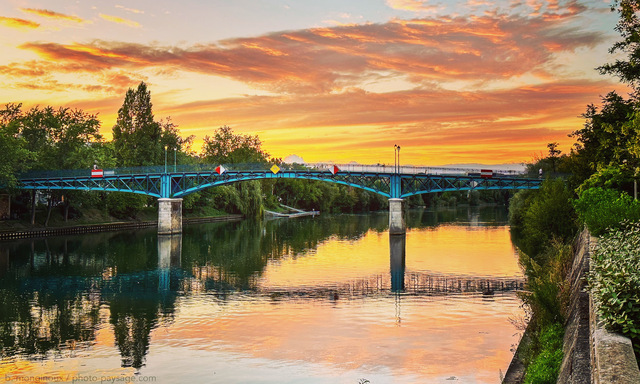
[558,230,640,383]
[557,229,591,384]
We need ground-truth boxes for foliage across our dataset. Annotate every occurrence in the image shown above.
[599,0,640,93]
[574,187,640,236]
[201,125,269,164]
[523,322,565,384]
[0,104,33,188]
[518,240,573,327]
[589,221,640,353]
[572,92,636,169]
[112,82,162,167]
[512,178,578,258]
[106,192,147,219]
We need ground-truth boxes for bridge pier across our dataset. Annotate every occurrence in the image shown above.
[158,198,182,235]
[388,198,406,235]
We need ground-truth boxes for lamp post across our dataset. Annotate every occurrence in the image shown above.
[174,147,177,172]
[164,145,167,174]
[394,144,398,173]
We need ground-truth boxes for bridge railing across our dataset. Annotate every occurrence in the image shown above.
[18,163,528,180]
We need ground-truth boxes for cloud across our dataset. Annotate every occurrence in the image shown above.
[20,8,85,23]
[0,16,39,29]
[115,5,144,14]
[386,0,442,13]
[99,14,140,28]
[16,10,604,96]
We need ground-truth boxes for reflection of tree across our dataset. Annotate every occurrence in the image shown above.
[180,214,388,292]
[0,230,177,367]
[109,297,158,369]
[0,284,101,358]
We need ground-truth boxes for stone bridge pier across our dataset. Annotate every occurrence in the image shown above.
[388,198,406,235]
[158,198,182,235]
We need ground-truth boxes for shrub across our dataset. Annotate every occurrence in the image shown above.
[589,221,640,352]
[524,322,564,384]
[573,187,640,236]
[510,178,577,258]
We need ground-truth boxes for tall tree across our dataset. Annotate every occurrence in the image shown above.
[599,0,640,93]
[112,82,162,166]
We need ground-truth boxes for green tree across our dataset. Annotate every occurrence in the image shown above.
[599,0,640,93]
[0,104,33,189]
[547,142,561,173]
[112,82,162,167]
[201,126,269,164]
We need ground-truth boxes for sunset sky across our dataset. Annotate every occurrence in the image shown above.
[0,0,629,166]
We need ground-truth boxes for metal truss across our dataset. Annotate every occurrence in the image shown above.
[400,174,542,198]
[19,174,163,197]
[18,169,541,199]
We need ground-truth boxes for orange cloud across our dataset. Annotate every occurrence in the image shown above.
[0,16,39,29]
[20,8,85,23]
[99,14,140,28]
[16,12,603,96]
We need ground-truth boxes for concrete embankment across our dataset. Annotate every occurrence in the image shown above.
[503,229,640,383]
[0,214,243,241]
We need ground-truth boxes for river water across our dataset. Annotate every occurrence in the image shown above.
[0,207,525,384]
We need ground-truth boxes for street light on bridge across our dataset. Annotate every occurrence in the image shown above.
[394,144,401,173]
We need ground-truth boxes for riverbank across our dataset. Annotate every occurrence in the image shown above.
[0,208,243,240]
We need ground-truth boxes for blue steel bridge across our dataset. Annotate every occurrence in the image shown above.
[17,163,542,234]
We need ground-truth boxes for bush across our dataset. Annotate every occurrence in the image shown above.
[573,187,640,236]
[518,240,572,327]
[524,322,564,384]
[589,221,640,353]
[510,178,577,258]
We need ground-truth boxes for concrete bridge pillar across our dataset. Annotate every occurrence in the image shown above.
[388,198,406,235]
[158,198,182,235]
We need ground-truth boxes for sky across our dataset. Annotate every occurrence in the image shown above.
[0,0,630,166]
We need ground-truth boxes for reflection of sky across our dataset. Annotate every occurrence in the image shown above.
[151,294,522,383]
[0,222,524,384]
[259,224,521,290]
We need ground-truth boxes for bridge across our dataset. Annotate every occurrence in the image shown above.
[17,163,541,234]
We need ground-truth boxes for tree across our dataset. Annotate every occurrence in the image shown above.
[0,104,33,189]
[598,0,640,93]
[112,82,162,167]
[547,142,561,173]
[201,126,269,164]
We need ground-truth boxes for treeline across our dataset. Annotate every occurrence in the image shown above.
[0,83,396,223]
[508,2,640,382]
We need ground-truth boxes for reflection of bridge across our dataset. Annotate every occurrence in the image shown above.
[17,163,541,234]
[15,235,523,298]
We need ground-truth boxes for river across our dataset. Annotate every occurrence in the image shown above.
[0,207,525,384]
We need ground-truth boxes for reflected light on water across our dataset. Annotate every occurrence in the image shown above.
[0,209,525,384]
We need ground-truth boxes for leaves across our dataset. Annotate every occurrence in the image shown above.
[589,221,640,344]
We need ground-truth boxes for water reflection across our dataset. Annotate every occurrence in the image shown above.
[390,235,406,292]
[0,207,524,383]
